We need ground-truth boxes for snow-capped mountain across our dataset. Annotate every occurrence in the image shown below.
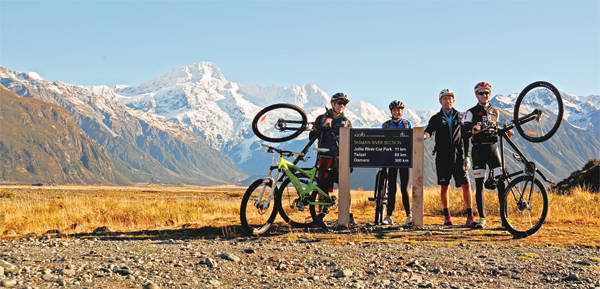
[0,65,246,185]
[2,61,598,188]
[81,62,599,186]
[85,62,436,171]
[492,89,600,142]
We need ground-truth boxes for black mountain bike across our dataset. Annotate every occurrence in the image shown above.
[369,168,388,225]
[489,81,564,238]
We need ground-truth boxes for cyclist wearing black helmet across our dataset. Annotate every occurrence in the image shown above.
[380,100,413,226]
[313,92,354,224]
[424,89,476,226]
[463,82,514,229]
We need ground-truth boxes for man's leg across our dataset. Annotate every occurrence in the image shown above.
[461,183,473,210]
[441,185,450,209]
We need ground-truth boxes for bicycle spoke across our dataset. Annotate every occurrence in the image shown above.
[514,81,563,143]
[277,177,315,228]
[240,179,278,235]
[252,104,308,142]
[502,176,548,237]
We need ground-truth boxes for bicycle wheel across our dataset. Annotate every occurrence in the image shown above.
[276,176,316,228]
[309,190,338,230]
[240,178,279,235]
[374,169,388,225]
[500,176,549,238]
[513,81,563,142]
[252,103,308,142]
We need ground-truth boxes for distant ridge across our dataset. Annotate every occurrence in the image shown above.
[0,85,128,185]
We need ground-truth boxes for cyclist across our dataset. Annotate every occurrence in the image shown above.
[463,82,515,229]
[424,89,476,226]
[311,92,354,224]
[381,100,413,226]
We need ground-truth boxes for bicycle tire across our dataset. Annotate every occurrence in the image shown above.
[252,103,308,142]
[276,176,317,228]
[374,169,388,225]
[309,190,338,230]
[513,81,563,143]
[500,176,549,238]
[240,178,279,235]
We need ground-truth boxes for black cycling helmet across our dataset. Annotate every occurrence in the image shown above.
[389,100,405,110]
[331,92,349,104]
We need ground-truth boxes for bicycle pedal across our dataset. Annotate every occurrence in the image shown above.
[368,197,375,201]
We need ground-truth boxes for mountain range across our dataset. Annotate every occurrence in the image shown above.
[1,62,598,188]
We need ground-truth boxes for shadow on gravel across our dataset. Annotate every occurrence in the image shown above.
[27,222,519,245]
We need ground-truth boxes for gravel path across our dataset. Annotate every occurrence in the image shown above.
[1,224,599,289]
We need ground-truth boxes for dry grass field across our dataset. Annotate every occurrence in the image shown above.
[0,184,598,247]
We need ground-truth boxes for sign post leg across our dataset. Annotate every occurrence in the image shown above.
[338,127,351,226]
[411,127,424,227]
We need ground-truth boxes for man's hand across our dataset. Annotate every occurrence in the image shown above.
[424,132,430,140]
[472,122,484,134]
[324,118,333,128]
[463,156,471,171]
[507,129,515,137]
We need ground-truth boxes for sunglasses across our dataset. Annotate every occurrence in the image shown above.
[334,101,347,106]
[477,92,490,96]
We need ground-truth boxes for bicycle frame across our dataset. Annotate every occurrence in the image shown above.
[497,110,554,186]
[252,128,333,210]
[495,110,554,211]
[276,155,333,206]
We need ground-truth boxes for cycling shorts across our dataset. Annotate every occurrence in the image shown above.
[471,143,502,179]
[435,157,468,187]
[317,156,339,181]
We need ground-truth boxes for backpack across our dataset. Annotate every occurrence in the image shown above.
[384,119,409,129]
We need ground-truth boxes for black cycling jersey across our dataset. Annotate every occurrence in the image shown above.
[463,104,500,145]
[424,108,470,187]
[424,108,470,162]
[312,109,352,156]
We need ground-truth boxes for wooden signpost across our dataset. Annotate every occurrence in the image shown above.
[338,127,424,227]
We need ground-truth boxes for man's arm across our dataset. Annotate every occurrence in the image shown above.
[462,110,476,139]
[423,115,436,140]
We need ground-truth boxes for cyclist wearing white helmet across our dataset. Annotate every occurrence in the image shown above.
[463,82,514,229]
[313,92,354,224]
[380,100,413,226]
[424,89,475,226]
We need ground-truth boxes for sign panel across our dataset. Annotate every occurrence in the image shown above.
[350,128,413,168]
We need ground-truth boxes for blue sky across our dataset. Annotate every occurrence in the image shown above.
[1,1,598,112]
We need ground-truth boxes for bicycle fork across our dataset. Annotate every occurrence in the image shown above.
[254,169,283,210]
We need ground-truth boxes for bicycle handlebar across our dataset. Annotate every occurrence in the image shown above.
[260,143,305,157]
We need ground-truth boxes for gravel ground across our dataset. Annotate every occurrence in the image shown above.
[1,224,599,289]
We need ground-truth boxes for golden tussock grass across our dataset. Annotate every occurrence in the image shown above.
[0,185,598,246]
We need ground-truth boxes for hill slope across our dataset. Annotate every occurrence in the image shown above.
[0,67,246,185]
[0,85,129,184]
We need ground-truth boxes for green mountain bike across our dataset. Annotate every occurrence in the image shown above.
[240,103,338,234]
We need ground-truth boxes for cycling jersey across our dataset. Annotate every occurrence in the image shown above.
[424,108,470,186]
[382,118,412,129]
[382,118,412,217]
[313,109,352,156]
[463,104,500,145]
[424,108,470,162]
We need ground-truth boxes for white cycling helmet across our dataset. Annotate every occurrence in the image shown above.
[439,89,455,100]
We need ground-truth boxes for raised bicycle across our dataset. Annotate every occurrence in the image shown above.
[486,81,564,238]
[240,103,339,234]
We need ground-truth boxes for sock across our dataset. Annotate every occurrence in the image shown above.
[466,208,473,217]
[443,208,450,217]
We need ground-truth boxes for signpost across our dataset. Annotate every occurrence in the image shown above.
[350,128,413,168]
[338,127,424,227]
